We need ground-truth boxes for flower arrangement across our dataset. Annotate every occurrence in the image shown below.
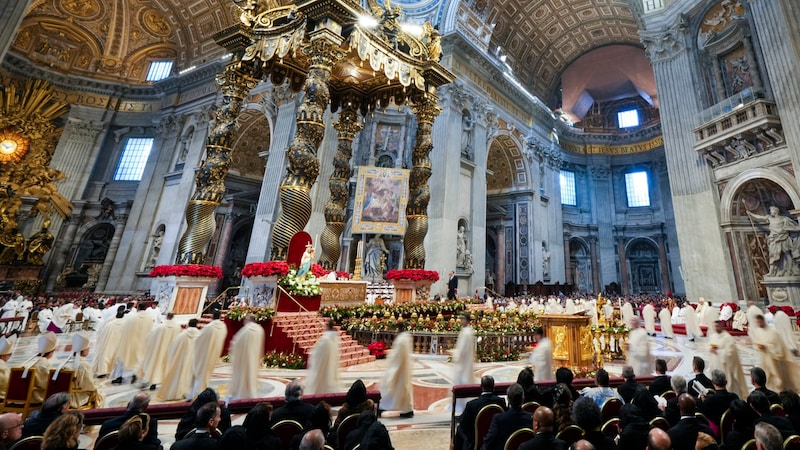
[477,345,520,362]
[320,301,467,322]
[225,305,276,322]
[385,269,440,282]
[338,310,540,334]
[241,261,289,278]
[367,341,387,359]
[768,305,795,316]
[336,271,352,280]
[311,264,330,279]
[262,351,306,369]
[149,264,222,278]
[279,269,321,297]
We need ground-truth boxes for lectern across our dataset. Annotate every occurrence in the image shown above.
[538,314,595,370]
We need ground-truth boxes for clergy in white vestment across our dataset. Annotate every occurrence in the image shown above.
[625,316,652,377]
[15,297,32,329]
[92,306,126,376]
[696,298,707,320]
[701,301,719,328]
[452,314,476,415]
[140,313,182,390]
[773,310,798,356]
[81,304,103,330]
[1,298,17,319]
[227,314,265,401]
[752,314,798,392]
[603,302,614,322]
[671,306,682,325]
[708,320,748,399]
[565,299,577,314]
[158,319,200,401]
[658,307,674,339]
[305,319,341,395]
[746,302,764,339]
[191,311,228,397]
[529,328,554,382]
[100,303,119,323]
[65,332,104,409]
[49,303,74,332]
[27,332,57,404]
[683,304,703,341]
[112,304,155,384]
[0,335,16,400]
[732,309,747,331]
[146,304,162,324]
[379,323,414,416]
[621,301,634,327]
[642,303,657,336]
[719,304,734,322]
[37,305,53,333]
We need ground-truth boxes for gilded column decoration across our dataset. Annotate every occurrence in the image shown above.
[318,103,362,269]
[403,94,442,268]
[269,32,346,261]
[176,62,259,264]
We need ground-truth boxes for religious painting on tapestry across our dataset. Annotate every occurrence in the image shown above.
[352,166,410,235]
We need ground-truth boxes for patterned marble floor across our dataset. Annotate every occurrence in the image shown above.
[4,327,777,449]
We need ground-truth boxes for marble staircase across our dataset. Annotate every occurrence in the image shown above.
[272,311,375,367]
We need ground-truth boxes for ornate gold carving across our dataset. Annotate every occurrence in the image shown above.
[143,10,173,36]
[552,325,568,359]
[580,325,593,357]
[61,0,102,19]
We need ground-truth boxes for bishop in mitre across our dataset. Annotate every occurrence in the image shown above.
[529,327,553,382]
[683,303,703,341]
[379,321,414,417]
[752,314,798,392]
[92,305,126,377]
[658,306,674,339]
[708,320,747,399]
[625,316,652,377]
[191,310,228,397]
[140,312,182,390]
[452,314,476,415]
[642,302,657,336]
[305,319,341,395]
[112,303,155,384]
[158,319,200,401]
[65,332,103,408]
[227,314,265,401]
[26,332,57,404]
[773,308,798,356]
[0,335,16,399]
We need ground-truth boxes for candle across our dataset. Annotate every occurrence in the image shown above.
[357,240,363,258]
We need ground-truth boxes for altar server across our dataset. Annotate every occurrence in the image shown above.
[380,321,414,417]
[658,306,674,339]
[66,332,104,408]
[305,319,341,395]
[642,302,657,336]
[452,314,476,415]
[112,303,155,384]
[752,314,798,392]
[0,335,16,399]
[529,327,553,382]
[191,310,228,397]
[92,305,125,377]
[227,314,265,401]
[158,319,200,401]
[708,320,747,399]
[140,312,182,390]
[626,316,652,377]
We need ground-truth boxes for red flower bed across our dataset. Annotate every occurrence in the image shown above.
[385,269,440,282]
[367,341,387,359]
[149,265,222,278]
[336,271,351,280]
[241,261,289,278]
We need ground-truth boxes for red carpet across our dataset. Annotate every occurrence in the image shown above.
[654,323,747,337]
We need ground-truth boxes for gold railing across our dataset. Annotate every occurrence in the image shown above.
[203,286,246,315]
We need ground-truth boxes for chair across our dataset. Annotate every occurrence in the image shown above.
[2,367,38,418]
[182,428,197,439]
[601,418,620,438]
[771,404,786,417]
[720,408,734,444]
[601,398,623,421]
[336,413,360,449]
[660,390,677,401]
[504,428,535,450]
[522,401,540,414]
[784,435,800,450]
[649,417,670,431]
[474,404,504,450]
[695,412,711,427]
[271,419,303,450]
[8,436,43,450]
[93,430,120,450]
[324,446,335,450]
[741,439,756,450]
[556,425,585,446]
[44,369,74,403]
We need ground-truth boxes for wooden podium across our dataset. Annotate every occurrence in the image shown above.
[539,314,594,370]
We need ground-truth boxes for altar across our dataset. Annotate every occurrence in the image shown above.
[539,314,595,370]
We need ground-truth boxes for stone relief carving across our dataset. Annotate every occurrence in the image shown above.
[641,25,687,63]
[746,206,800,276]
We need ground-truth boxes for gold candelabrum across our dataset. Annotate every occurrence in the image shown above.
[175,0,453,266]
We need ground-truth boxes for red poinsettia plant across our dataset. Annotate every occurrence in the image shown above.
[367,341,387,359]
[385,269,440,282]
[311,264,330,278]
[241,261,289,278]
[336,271,351,280]
[149,265,223,278]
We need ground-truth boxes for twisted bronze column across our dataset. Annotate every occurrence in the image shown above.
[403,94,441,269]
[269,33,345,261]
[176,62,259,264]
[318,105,362,270]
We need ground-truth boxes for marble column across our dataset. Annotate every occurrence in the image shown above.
[618,238,629,295]
[589,236,601,294]
[563,233,572,285]
[95,215,128,292]
[657,234,671,294]
[45,207,84,291]
[497,226,506,295]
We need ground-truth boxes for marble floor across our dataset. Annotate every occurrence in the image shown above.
[4,327,776,449]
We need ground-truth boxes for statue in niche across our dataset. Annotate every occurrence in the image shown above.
[456,225,467,267]
[463,249,474,274]
[747,206,800,276]
[178,128,194,165]
[542,242,551,278]
[146,228,164,269]
[364,235,390,278]
[25,221,54,265]
[82,263,102,289]
[461,110,474,160]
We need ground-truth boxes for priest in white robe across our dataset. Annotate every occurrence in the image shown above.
[658,306,674,339]
[530,328,554,382]
[227,314,265,401]
[112,304,155,384]
[626,316,652,377]
[15,297,32,329]
[621,301,634,327]
[49,303,74,332]
[701,301,719,328]
[719,304,734,322]
[695,298,707,324]
[642,302,657,336]
[745,302,763,334]
[140,312,182,390]
[452,314,476,415]
[305,319,341,395]
[158,319,200,401]
[708,320,748,399]
[0,335,16,400]
[752,314,798,392]
[92,306,126,377]
[379,322,414,416]
[732,309,748,331]
[671,305,682,325]
[773,309,798,356]
[37,304,53,333]
[27,332,57,404]
[191,311,228,397]
[683,304,703,341]
[1,298,17,319]
[65,332,104,408]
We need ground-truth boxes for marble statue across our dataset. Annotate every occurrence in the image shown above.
[296,243,315,281]
[365,234,389,278]
[747,206,800,276]
[463,249,474,274]
[147,229,164,269]
[456,226,467,267]
[542,243,551,277]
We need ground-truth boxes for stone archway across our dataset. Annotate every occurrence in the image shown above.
[626,238,661,294]
[569,238,592,293]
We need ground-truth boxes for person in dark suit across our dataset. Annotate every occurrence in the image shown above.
[447,272,458,300]
[750,367,780,404]
[572,397,617,450]
[541,368,581,408]
[664,375,687,426]
[780,390,800,434]
[519,406,567,450]
[271,381,315,426]
[516,367,541,405]
[719,400,757,450]
[617,404,650,450]
[172,402,222,450]
[648,359,671,396]
[455,375,507,450]
[688,357,714,398]
[668,394,714,450]
[617,366,643,404]
[481,384,532,450]
[749,390,796,439]
[98,392,162,450]
[698,369,739,425]
[21,392,69,438]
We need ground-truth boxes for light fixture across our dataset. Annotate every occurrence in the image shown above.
[0,130,30,163]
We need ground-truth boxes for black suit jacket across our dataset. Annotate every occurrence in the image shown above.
[617,380,642,404]
[699,389,739,424]
[518,431,568,450]
[664,396,681,426]
[756,413,797,439]
[617,421,650,450]
[448,276,458,299]
[754,387,780,405]
[689,374,714,397]
[270,400,315,427]
[99,410,162,450]
[456,393,507,450]
[171,432,220,450]
[720,428,755,450]
[649,375,672,396]
[583,430,618,450]
[481,408,533,450]
[668,417,714,450]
